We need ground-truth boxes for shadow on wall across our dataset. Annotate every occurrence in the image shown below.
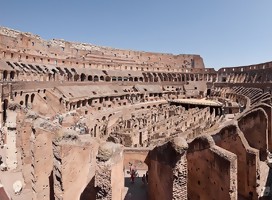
[80,177,96,200]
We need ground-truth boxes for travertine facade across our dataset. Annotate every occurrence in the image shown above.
[0,27,271,200]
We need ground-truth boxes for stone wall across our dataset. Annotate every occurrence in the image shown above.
[53,134,98,200]
[187,136,237,200]
[147,137,188,200]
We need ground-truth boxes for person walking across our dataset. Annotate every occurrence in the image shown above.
[130,169,135,183]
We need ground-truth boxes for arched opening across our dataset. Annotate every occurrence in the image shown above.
[118,77,122,81]
[80,73,86,81]
[74,74,79,81]
[105,76,111,82]
[10,71,15,80]
[100,76,105,81]
[139,77,143,82]
[88,99,92,106]
[129,77,133,82]
[207,89,211,97]
[59,98,63,104]
[3,70,8,81]
[77,101,81,108]
[3,99,8,123]
[148,74,154,82]
[88,75,93,81]
[94,75,99,82]
[182,74,185,82]
[31,93,35,103]
[134,77,138,82]
[112,76,117,81]
[25,94,29,108]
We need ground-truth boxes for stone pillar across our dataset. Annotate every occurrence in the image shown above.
[95,142,124,200]
[147,137,188,200]
[53,135,99,200]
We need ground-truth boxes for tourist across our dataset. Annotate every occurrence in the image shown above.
[130,169,135,183]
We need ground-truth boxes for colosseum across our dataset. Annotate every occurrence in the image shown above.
[0,26,271,200]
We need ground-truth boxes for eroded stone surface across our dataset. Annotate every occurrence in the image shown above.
[0,27,271,200]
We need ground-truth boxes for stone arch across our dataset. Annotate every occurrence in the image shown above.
[25,94,29,108]
[10,71,15,80]
[74,74,79,81]
[105,76,111,82]
[3,70,8,80]
[80,73,86,81]
[94,75,99,82]
[82,99,87,106]
[88,75,93,81]
[31,93,35,103]
[77,101,81,108]
[88,99,92,106]
[100,76,105,81]
[207,89,211,96]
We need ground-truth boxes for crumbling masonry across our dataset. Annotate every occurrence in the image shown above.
[0,27,271,200]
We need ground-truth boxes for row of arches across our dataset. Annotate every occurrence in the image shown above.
[143,72,216,83]
[2,61,217,83]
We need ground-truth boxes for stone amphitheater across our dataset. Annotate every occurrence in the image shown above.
[0,27,271,200]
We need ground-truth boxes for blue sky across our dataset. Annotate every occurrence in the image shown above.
[0,0,272,69]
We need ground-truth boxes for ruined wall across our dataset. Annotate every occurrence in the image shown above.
[31,126,54,199]
[95,142,124,200]
[256,104,272,152]
[53,135,98,200]
[187,136,237,200]
[147,138,188,200]
[212,125,259,199]
[238,108,268,161]
[0,27,205,71]
[16,112,33,189]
